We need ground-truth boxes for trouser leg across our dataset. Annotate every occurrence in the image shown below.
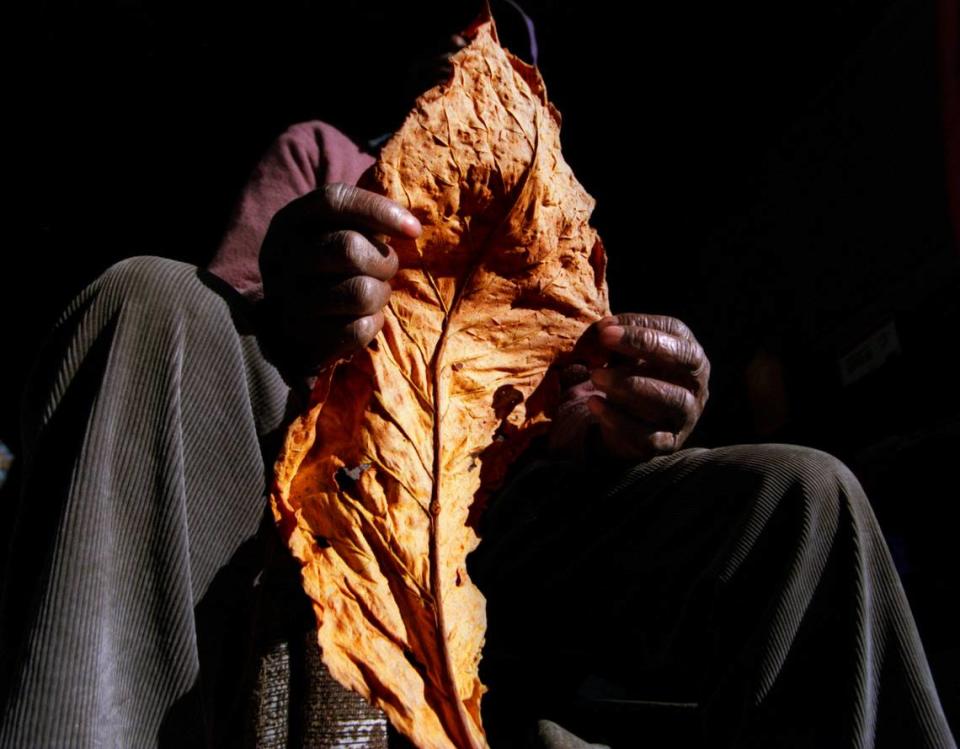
[470,444,956,749]
[0,257,297,747]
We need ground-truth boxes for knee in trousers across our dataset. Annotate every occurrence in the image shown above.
[94,255,234,335]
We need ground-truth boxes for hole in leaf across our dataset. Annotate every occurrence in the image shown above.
[335,463,372,501]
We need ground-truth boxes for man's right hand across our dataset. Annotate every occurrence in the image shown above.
[259,182,422,377]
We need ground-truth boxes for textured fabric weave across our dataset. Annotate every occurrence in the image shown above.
[0,257,387,748]
[472,449,958,748]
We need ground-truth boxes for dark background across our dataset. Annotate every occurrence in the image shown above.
[4,0,958,733]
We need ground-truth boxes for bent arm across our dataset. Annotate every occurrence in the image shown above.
[206,121,376,302]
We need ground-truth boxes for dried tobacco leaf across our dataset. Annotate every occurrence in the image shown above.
[269,9,610,749]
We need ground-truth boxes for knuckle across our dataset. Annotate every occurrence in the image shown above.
[343,321,365,348]
[652,314,692,341]
[640,328,661,352]
[621,313,657,332]
[692,351,711,392]
[353,276,389,314]
[344,316,372,348]
[323,182,351,213]
[371,280,391,312]
[352,313,384,347]
[340,230,367,267]
[357,273,379,298]
[669,316,693,340]
[613,312,696,344]
[678,388,696,417]
[679,339,699,368]
[344,274,371,302]
[626,328,642,349]
[355,189,389,224]
[662,382,689,414]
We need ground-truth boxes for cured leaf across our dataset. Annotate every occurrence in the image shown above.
[269,9,610,749]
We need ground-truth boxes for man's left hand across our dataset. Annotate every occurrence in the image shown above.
[552,313,710,463]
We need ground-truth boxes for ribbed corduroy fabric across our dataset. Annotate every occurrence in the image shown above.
[0,257,388,748]
[1,256,955,747]
[470,448,957,748]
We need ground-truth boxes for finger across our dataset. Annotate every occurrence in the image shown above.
[276,182,422,239]
[586,396,678,459]
[290,275,392,318]
[596,326,709,392]
[301,230,399,281]
[570,314,700,368]
[590,366,697,431]
[598,313,696,342]
[284,311,386,365]
[327,311,385,354]
[323,183,422,237]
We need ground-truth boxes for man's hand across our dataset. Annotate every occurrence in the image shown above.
[259,182,421,377]
[551,313,710,463]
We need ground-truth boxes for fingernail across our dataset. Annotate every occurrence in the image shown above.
[598,325,624,346]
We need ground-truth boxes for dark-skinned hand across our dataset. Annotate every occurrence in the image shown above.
[259,182,421,380]
[550,313,710,463]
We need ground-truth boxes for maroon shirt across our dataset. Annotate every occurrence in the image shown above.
[207,120,377,302]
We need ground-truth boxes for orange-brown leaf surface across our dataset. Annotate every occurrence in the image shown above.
[269,9,610,749]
